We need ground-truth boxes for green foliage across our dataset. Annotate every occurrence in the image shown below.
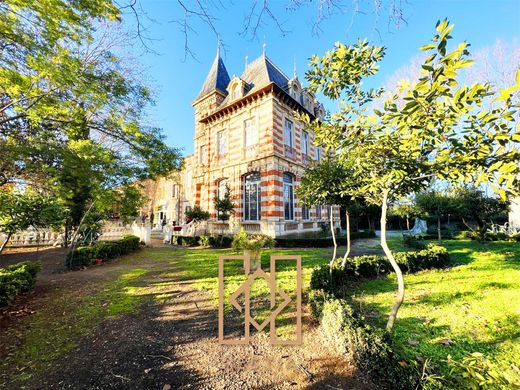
[447,352,519,389]
[198,235,211,246]
[453,187,510,241]
[402,235,427,249]
[275,230,376,248]
[311,244,450,290]
[214,184,235,222]
[297,157,355,208]
[231,229,275,251]
[185,206,210,222]
[66,235,140,269]
[0,261,42,307]
[317,297,416,389]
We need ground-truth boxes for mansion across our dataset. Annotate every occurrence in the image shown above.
[141,48,340,237]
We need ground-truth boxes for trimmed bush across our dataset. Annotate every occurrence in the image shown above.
[275,230,376,248]
[171,235,233,248]
[318,297,416,389]
[394,244,450,272]
[66,235,141,269]
[0,261,42,307]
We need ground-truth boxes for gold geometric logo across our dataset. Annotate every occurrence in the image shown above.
[218,255,302,345]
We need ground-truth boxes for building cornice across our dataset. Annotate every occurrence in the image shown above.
[199,82,316,124]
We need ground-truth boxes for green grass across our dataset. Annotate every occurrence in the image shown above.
[348,239,520,379]
[0,248,183,386]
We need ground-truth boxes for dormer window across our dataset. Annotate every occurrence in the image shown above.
[232,84,240,99]
[228,76,245,101]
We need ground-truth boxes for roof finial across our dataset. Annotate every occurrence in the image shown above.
[216,34,221,57]
[245,54,248,70]
[293,58,297,79]
[262,36,266,57]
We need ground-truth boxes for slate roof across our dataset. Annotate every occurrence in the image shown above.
[217,54,292,107]
[196,49,231,100]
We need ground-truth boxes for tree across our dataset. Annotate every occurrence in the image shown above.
[186,206,210,223]
[415,191,458,241]
[214,184,235,224]
[390,200,421,231]
[297,157,357,267]
[0,189,64,254]
[0,1,182,247]
[304,20,520,331]
[454,187,509,240]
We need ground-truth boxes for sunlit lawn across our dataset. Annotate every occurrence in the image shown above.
[347,239,520,378]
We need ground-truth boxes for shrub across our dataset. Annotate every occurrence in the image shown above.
[319,297,416,389]
[275,230,376,248]
[394,244,450,272]
[308,288,333,320]
[231,229,275,251]
[402,234,427,249]
[66,235,141,269]
[0,261,42,307]
[446,352,519,389]
[65,246,97,268]
[199,235,211,246]
[310,264,345,293]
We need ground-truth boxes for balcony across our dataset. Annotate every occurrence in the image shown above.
[284,145,295,160]
[244,144,258,159]
[302,154,310,165]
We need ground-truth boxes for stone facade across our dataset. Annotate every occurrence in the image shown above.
[141,49,340,237]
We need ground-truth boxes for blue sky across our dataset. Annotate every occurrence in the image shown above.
[126,0,520,155]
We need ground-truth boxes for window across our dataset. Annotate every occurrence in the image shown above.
[302,204,309,220]
[284,119,293,147]
[283,173,294,220]
[315,146,322,161]
[217,179,229,221]
[172,184,178,198]
[315,205,322,219]
[302,131,309,155]
[244,119,258,148]
[217,130,227,156]
[199,144,207,164]
[217,179,228,200]
[243,172,261,221]
[232,84,240,100]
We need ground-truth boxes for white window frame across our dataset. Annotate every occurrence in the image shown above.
[217,130,227,156]
[243,172,261,221]
[302,130,309,155]
[284,119,293,148]
[283,173,294,221]
[244,118,258,148]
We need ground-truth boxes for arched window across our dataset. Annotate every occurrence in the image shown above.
[283,173,294,220]
[243,172,261,221]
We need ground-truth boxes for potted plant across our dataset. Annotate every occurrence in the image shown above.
[231,229,275,271]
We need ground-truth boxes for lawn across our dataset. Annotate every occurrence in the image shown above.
[173,238,519,380]
[346,239,520,379]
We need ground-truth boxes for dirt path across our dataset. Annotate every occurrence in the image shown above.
[1,246,375,389]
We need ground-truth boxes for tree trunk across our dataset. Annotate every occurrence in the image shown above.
[381,190,405,332]
[330,206,337,266]
[0,232,12,255]
[406,216,410,232]
[64,222,69,248]
[437,215,442,243]
[341,210,351,268]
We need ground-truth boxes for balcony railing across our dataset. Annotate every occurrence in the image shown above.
[284,145,295,159]
[244,144,258,159]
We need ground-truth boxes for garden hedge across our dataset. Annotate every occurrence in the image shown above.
[66,235,141,269]
[0,261,42,307]
[276,230,376,248]
[308,244,452,389]
[311,244,451,291]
